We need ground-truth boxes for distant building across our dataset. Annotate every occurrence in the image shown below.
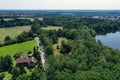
[92,16,100,19]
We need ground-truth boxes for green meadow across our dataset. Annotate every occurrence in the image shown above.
[0,40,36,57]
[41,26,63,30]
[0,26,31,43]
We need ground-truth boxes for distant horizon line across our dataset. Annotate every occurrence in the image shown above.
[0,9,120,11]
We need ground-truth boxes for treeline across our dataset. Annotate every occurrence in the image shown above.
[36,14,120,33]
[43,15,78,26]
[0,18,32,27]
[39,14,120,33]
[0,17,46,28]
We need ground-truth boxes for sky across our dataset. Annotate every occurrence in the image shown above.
[0,0,120,10]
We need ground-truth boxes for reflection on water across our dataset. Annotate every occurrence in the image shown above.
[95,31,120,50]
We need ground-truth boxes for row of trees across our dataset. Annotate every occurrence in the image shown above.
[63,18,120,33]
[0,18,32,27]
[40,33,54,55]
[0,17,47,28]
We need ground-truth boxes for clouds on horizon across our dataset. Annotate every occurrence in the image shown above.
[0,0,120,9]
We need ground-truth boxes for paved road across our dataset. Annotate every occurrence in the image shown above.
[35,37,46,70]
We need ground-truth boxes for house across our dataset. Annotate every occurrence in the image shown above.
[16,55,38,67]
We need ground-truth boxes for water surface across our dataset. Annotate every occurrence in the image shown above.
[95,31,120,50]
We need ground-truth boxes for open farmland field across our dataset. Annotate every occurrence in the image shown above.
[0,26,31,43]
[41,26,63,30]
[0,40,36,57]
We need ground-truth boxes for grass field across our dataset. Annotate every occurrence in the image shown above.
[0,26,31,43]
[41,26,63,30]
[0,40,36,57]
[53,37,67,55]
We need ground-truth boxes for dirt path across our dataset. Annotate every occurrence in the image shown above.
[35,37,46,70]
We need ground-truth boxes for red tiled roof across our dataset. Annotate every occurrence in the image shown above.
[16,56,37,64]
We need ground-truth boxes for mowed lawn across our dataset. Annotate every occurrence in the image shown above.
[0,40,36,57]
[41,26,63,30]
[0,26,31,43]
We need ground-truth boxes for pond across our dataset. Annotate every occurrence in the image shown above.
[95,31,120,50]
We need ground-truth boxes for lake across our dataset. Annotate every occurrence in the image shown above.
[95,31,120,50]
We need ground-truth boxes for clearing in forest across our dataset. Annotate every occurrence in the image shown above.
[41,26,63,30]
